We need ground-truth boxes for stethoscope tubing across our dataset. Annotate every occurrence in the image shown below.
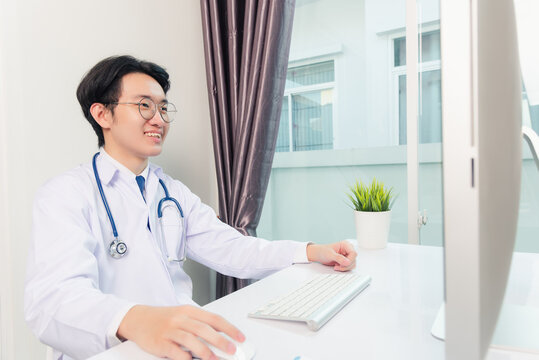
[92,152,185,260]
[158,179,184,218]
[92,153,119,238]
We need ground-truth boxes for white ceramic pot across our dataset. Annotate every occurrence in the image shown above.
[354,210,391,249]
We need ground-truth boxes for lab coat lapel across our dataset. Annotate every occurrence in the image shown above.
[145,164,163,231]
[146,165,164,204]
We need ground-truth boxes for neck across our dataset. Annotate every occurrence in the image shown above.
[103,145,147,175]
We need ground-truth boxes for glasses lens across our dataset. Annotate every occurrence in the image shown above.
[159,102,177,123]
[138,98,156,120]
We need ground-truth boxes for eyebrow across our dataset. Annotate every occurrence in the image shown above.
[133,94,168,103]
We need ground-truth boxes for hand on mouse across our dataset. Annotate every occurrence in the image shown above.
[306,241,357,271]
[117,304,245,360]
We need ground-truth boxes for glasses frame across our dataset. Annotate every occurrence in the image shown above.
[107,97,177,123]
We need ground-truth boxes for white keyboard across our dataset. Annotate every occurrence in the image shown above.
[248,273,371,331]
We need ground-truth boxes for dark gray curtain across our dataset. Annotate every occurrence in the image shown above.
[200,0,295,298]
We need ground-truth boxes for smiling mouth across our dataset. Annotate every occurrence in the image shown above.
[145,132,162,139]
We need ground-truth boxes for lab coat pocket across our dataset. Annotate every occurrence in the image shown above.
[159,203,185,262]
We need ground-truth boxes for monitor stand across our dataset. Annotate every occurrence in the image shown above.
[431,303,539,354]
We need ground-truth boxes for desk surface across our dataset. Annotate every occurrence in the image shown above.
[89,243,539,360]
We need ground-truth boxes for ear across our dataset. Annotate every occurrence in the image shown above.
[90,103,113,130]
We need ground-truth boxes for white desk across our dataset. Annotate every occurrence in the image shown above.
[89,243,539,360]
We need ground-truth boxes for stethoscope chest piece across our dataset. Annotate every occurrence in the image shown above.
[109,238,128,258]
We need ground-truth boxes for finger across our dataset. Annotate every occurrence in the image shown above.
[334,258,356,271]
[337,241,357,257]
[180,317,236,355]
[188,308,245,343]
[336,243,358,266]
[328,250,352,267]
[343,248,358,262]
[169,330,214,360]
[162,339,193,360]
[333,262,356,272]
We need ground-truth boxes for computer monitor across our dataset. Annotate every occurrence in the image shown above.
[438,0,522,358]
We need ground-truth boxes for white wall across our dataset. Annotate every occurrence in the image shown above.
[0,0,216,358]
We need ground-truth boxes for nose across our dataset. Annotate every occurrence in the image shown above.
[147,107,166,127]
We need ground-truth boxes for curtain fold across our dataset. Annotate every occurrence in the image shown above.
[200,0,295,298]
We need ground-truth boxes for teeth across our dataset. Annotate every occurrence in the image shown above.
[145,132,161,138]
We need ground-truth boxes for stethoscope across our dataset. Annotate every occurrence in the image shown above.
[92,152,187,262]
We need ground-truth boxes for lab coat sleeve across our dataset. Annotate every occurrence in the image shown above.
[177,181,308,279]
[24,175,135,359]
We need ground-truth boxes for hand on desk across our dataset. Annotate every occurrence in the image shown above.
[306,241,357,271]
[117,304,245,360]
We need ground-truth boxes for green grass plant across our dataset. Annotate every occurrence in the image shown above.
[347,178,395,212]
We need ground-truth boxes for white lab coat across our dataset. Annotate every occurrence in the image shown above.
[24,151,307,360]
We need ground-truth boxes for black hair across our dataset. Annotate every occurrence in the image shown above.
[76,55,170,147]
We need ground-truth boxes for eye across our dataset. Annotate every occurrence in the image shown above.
[140,98,152,109]
[159,104,169,113]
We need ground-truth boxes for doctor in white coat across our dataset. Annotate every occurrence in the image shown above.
[24,55,357,360]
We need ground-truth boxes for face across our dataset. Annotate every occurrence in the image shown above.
[100,72,170,172]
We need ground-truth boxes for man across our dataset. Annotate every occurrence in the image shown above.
[24,55,357,360]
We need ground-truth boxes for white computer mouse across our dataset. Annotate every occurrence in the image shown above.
[193,333,256,360]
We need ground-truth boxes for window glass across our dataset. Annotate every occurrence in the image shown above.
[394,37,406,67]
[277,61,335,152]
[530,104,539,133]
[420,31,440,62]
[276,96,290,152]
[518,88,539,253]
[286,61,335,90]
[292,90,334,151]
[393,30,440,67]
[398,75,407,144]
[419,69,442,143]
[396,30,441,145]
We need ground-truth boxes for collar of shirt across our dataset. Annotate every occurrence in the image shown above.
[97,148,161,186]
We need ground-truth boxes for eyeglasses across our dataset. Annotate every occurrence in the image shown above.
[108,97,177,123]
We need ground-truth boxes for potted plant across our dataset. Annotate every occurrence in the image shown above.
[346,178,396,249]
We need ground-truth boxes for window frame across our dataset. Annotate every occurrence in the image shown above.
[281,57,337,152]
[389,25,441,145]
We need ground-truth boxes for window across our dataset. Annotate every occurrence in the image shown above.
[393,30,441,145]
[276,60,335,152]
[258,0,442,248]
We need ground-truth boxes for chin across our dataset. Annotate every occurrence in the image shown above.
[147,148,163,157]
[138,144,162,158]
